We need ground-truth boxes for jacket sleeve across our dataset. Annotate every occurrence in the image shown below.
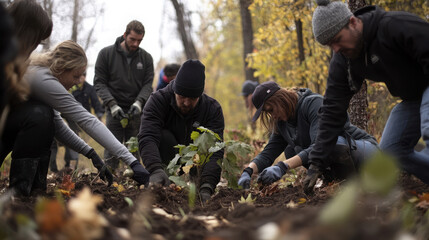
[200,101,225,188]
[252,132,287,172]
[87,83,105,118]
[30,70,137,166]
[308,54,355,168]
[135,53,154,105]
[53,110,92,155]
[382,14,429,79]
[138,92,168,173]
[297,96,323,167]
[94,48,116,107]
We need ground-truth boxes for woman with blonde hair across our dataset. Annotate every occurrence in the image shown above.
[2,39,150,196]
[238,81,379,189]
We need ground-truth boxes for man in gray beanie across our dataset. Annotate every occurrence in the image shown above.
[304,0,429,193]
[138,59,225,203]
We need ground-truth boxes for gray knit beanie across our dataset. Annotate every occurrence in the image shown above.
[312,0,353,45]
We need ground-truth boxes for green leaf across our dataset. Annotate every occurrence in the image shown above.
[189,183,196,209]
[124,197,134,207]
[120,118,129,128]
[319,181,359,225]
[209,142,225,153]
[194,132,217,154]
[125,137,139,153]
[167,154,181,175]
[169,176,187,187]
[190,131,200,141]
[360,151,399,196]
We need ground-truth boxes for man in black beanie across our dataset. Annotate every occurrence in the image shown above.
[138,59,225,202]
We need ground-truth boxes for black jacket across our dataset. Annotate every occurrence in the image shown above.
[253,88,377,171]
[94,36,154,110]
[309,6,429,167]
[72,82,104,118]
[138,81,225,187]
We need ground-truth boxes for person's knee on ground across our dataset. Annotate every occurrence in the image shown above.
[325,144,356,181]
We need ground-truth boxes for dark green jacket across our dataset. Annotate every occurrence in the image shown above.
[94,36,154,110]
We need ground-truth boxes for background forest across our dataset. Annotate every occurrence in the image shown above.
[30,0,429,141]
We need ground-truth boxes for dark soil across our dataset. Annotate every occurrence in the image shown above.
[0,169,428,240]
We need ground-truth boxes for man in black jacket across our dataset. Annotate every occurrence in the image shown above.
[304,0,429,192]
[94,20,154,169]
[138,59,224,202]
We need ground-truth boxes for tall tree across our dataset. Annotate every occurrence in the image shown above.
[170,0,199,59]
[41,0,53,50]
[347,0,368,131]
[239,0,257,82]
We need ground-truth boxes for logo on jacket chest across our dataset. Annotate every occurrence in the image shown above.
[136,62,143,69]
[370,54,379,64]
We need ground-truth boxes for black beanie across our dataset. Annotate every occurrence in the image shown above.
[173,59,205,98]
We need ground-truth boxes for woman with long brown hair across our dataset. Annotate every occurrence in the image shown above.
[238,81,379,189]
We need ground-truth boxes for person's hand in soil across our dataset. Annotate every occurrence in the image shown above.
[257,162,289,185]
[302,164,322,194]
[86,149,114,186]
[149,168,170,186]
[238,167,253,189]
[200,183,214,203]
[129,161,150,186]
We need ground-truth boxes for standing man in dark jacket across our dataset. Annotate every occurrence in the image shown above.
[94,20,154,169]
[138,59,225,202]
[304,0,429,192]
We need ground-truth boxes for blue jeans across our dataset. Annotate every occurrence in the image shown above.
[380,86,429,184]
[336,136,379,169]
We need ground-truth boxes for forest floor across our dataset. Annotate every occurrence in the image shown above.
[1,165,429,240]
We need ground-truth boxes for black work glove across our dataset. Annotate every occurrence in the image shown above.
[149,168,170,186]
[238,167,253,189]
[127,101,142,117]
[302,164,322,194]
[110,104,127,120]
[257,161,289,185]
[200,183,214,203]
[86,149,113,186]
[129,161,150,186]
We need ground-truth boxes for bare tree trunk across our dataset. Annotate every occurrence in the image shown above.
[42,0,53,50]
[170,0,199,59]
[71,0,79,42]
[348,0,368,131]
[295,18,306,86]
[239,0,257,82]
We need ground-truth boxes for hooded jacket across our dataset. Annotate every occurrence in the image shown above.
[252,88,377,171]
[94,36,154,109]
[138,81,225,188]
[309,6,429,167]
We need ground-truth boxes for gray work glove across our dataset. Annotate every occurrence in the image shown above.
[129,161,150,186]
[238,167,253,189]
[127,100,142,117]
[257,161,289,185]
[302,164,322,194]
[110,104,126,120]
[149,168,170,186]
[85,149,113,186]
[200,183,214,203]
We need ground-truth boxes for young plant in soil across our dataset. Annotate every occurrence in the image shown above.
[167,126,253,190]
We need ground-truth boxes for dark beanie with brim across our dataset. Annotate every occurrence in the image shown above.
[173,59,205,98]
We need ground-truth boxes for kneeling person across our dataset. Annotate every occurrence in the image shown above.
[238,81,379,190]
[138,59,225,202]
